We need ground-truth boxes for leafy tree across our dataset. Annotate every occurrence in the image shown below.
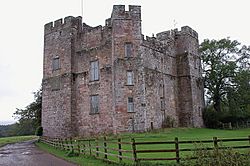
[200,38,250,113]
[13,88,42,135]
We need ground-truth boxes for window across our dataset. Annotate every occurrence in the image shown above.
[90,61,99,81]
[90,95,99,114]
[127,71,134,85]
[198,107,202,117]
[125,43,132,57]
[160,97,165,110]
[52,57,60,70]
[127,97,134,112]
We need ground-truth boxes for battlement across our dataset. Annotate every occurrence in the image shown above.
[111,5,141,20]
[156,29,177,41]
[156,26,198,41]
[178,26,198,39]
[44,16,82,35]
[142,35,165,52]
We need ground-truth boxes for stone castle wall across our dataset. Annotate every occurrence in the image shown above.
[42,5,204,138]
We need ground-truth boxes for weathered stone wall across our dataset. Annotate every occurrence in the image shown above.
[42,5,204,138]
[42,16,82,137]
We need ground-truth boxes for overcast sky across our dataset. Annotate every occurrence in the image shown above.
[0,0,250,125]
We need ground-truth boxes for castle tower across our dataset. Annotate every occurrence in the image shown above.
[110,5,146,132]
[175,26,204,127]
[42,16,82,138]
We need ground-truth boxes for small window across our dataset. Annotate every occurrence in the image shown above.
[198,107,202,117]
[90,61,99,81]
[125,43,132,57]
[159,84,164,97]
[127,71,134,85]
[90,95,99,114]
[127,97,134,112]
[160,97,165,110]
[52,57,60,70]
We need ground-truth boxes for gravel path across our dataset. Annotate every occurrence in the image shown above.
[0,140,77,166]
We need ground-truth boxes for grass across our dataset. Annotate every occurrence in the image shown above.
[35,141,117,166]
[0,135,38,147]
[37,128,250,165]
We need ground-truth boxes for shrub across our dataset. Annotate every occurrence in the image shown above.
[183,144,250,166]
[35,126,43,136]
[203,106,220,128]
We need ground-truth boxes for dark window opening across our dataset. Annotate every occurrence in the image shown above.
[52,57,60,71]
[128,97,134,112]
[90,60,99,81]
[90,95,99,114]
[125,43,132,57]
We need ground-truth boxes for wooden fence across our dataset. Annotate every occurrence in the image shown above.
[40,135,250,164]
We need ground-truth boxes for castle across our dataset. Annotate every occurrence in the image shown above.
[42,5,204,138]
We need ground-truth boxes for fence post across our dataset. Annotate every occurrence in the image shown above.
[213,137,218,154]
[96,139,99,157]
[213,137,218,148]
[104,137,108,160]
[70,138,74,153]
[175,137,180,163]
[88,140,92,156]
[77,140,80,155]
[118,138,122,162]
[66,139,70,151]
[57,138,60,149]
[56,138,59,149]
[131,138,137,164]
[229,122,232,129]
[62,139,65,150]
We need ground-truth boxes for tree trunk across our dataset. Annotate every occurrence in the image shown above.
[214,97,221,112]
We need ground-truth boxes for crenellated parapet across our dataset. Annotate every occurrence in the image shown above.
[111,5,141,20]
[142,35,165,52]
[44,16,82,35]
[178,26,198,39]
[156,29,177,41]
[156,26,198,41]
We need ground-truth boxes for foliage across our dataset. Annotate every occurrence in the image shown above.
[200,38,250,127]
[35,126,43,136]
[202,106,220,128]
[10,88,42,136]
[200,38,250,112]
[183,145,250,166]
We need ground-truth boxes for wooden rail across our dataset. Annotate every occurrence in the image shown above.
[40,135,250,164]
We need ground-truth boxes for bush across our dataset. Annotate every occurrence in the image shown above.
[183,144,250,166]
[203,107,220,128]
[35,126,43,136]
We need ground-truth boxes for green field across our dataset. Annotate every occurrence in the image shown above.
[0,135,37,147]
[38,128,250,165]
[36,142,113,166]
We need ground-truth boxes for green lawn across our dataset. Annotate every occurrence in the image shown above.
[35,142,116,166]
[0,135,37,147]
[37,128,250,165]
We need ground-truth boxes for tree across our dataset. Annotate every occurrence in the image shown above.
[200,38,250,113]
[13,88,42,135]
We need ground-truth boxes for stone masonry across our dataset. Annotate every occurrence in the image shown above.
[42,5,204,138]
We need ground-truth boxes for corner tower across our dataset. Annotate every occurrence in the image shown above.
[42,16,82,138]
[175,26,204,127]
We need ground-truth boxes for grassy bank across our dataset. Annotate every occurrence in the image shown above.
[35,141,115,166]
[0,135,37,147]
[37,128,250,165]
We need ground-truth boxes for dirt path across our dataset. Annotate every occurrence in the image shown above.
[0,140,77,166]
